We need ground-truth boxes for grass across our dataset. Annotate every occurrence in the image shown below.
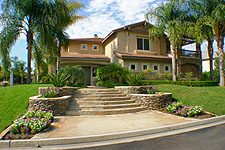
[157,84,225,116]
[0,84,51,133]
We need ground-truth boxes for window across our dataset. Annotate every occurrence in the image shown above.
[92,45,98,51]
[81,44,87,50]
[143,64,148,70]
[153,64,160,72]
[165,65,170,72]
[130,64,136,70]
[137,38,150,50]
[92,67,98,77]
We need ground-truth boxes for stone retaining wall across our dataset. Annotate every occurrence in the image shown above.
[38,87,75,97]
[130,93,172,110]
[115,86,153,95]
[28,96,71,116]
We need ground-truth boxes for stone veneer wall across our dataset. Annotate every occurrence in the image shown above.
[28,96,71,116]
[115,86,172,110]
[129,93,172,110]
[38,87,75,97]
[115,86,153,95]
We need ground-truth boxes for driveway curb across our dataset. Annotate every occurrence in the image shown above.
[0,115,225,149]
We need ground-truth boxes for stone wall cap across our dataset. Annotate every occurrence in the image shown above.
[130,93,172,96]
[115,86,153,88]
[29,95,71,100]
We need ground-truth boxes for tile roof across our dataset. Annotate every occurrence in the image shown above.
[114,52,172,61]
[61,52,110,61]
[70,38,104,43]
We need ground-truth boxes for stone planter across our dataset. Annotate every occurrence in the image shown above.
[115,86,155,95]
[28,95,71,116]
[130,93,172,110]
[38,87,75,97]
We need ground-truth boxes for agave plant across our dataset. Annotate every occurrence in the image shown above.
[48,72,71,87]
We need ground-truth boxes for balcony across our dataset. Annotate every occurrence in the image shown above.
[181,50,199,58]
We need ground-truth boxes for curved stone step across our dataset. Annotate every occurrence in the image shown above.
[68,103,142,110]
[75,91,122,95]
[75,94,126,98]
[73,99,137,105]
[73,97,130,102]
[66,107,146,115]
[76,89,119,94]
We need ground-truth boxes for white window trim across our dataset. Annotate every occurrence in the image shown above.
[164,64,170,72]
[153,64,160,72]
[92,45,99,51]
[81,44,87,50]
[137,37,151,51]
[129,63,137,71]
[142,63,149,71]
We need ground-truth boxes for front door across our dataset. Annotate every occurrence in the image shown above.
[82,66,91,85]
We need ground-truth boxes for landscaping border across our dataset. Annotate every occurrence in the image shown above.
[0,115,225,149]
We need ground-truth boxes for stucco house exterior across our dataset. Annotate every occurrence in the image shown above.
[50,21,201,85]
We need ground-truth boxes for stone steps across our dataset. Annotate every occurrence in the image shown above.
[73,97,130,101]
[66,107,146,115]
[66,88,146,116]
[68,103,142,110]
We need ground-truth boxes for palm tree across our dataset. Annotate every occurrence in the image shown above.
[146,0,188,81]
[46,0,83,72]
[208,1,225,86]
[186,0,216,81]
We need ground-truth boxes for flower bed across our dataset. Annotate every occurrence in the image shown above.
[4,110,53,140]
[162,101,214,118]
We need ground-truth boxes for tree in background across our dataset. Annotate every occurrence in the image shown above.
[11,56,26,84]
[146,0,188,81]
[0,0,83,84]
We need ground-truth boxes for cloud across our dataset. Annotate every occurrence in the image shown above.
[67,0,160,39]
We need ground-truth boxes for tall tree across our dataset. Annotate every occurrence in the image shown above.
[186,0,216,80]
[146,0,188,81]
[209,1,225,86]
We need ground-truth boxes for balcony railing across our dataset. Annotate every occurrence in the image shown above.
[181,50,199,58]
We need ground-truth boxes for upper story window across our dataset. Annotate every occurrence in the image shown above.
[137,38,150,51]
[92,45,98,51]
[81,44,87,50]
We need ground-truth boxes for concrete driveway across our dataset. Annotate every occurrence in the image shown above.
[32,110,195,139]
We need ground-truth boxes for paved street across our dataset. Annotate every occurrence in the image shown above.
[74,123,225,150]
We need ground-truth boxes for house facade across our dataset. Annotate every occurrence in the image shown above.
[54,21,201,85]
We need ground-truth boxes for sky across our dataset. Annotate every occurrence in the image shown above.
[0,0,222,69]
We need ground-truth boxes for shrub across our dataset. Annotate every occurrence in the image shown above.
[127,73,145,86]
[143,80,218,87]
[10,110,53,134]
[48,72,70,87]
[184,72,193,81]
[1,81,9,87]
[40,76,50,84]
[97,63,129,83]
[59,66,85,85]
[165,101,183,113]
[39,87,59,98]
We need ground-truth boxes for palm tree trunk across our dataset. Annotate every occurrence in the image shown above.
[171,43,177,81]
[207,39,214,80]
[218,37,224,86]
[196,43,202,77]
[57,44,62,72]
[26,18,33,84]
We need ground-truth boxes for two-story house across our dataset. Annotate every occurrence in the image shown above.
[54,21,200,85]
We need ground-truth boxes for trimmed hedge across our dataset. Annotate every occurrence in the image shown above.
[143,80,218,87]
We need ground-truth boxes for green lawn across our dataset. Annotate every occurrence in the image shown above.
[157,84,225,116]
[0,84,51,133]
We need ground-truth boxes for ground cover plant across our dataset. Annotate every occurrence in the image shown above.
[164,101,205,117]
[0,84,51,133]
[10,110,53,135]
[39,87,60,98]
[156,84,225,115]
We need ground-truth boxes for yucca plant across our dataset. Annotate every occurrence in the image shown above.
[48,72,71,87]
[127,73,145,86]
